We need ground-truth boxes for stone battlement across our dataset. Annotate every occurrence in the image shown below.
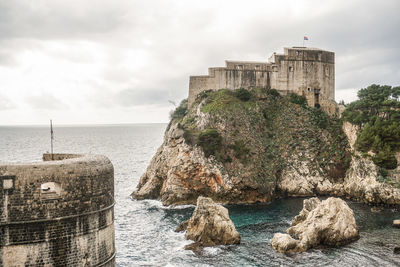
[0,153,115,267]
[189,47,337,114]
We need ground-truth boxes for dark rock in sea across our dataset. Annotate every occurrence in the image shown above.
[394,247,400,254]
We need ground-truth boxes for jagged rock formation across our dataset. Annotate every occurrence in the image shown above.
[271,197,359,253]
[341,122,400,205]
[131,88,400,206]
[177,196,240,248]
[132,89,350,205]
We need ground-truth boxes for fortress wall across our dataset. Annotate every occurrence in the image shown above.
[272,49,335,103]
[0,154,115,267]
[42,153,82,161]
[189,68,271,106]
[188,47,336,114]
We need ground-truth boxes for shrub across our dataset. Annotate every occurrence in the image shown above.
[198,90,214,101]
[311,108,329,129]
[233,88,252,102]
[229,140,250,159]
[170,99,188,119]
[267,89,281,98]
[183,129,196,145]
[197,129,222,157]
[289,93,307,107]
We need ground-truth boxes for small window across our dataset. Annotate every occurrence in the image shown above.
[41,182,62,200]
[307,87,311,92]
[2,175,15,190]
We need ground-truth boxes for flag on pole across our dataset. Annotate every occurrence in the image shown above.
[304,36,309,40]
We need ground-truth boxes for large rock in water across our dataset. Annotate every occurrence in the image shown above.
[177,196,240,248]
[271,197,359,253]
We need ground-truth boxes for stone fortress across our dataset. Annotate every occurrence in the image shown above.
[189,47,338,114]
[0,153,115,266]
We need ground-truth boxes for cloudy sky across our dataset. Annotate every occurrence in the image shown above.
[0,0,399,125]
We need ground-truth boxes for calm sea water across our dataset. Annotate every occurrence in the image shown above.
[0,124,399,266]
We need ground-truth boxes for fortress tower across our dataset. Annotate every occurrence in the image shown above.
[189,47,337,114]
[0,154,115,267]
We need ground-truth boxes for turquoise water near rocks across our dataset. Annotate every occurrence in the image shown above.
[1,124,399,266]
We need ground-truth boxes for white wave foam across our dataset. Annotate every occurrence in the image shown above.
[164,204,196,210]
[203,246,223,256]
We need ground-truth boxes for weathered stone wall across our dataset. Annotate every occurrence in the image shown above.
[0,154,115,267]
[188,47,336,114]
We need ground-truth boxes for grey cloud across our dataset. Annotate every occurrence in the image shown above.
[0,95,15,110]
[115,79,188,107]
[25,93,68,110]
[1,0,400,123]
[0,1,129,41]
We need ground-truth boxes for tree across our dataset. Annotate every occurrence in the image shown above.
[343,84,400,169]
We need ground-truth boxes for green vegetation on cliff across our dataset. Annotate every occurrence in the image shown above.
[173,88,351,195]
[170,99,188,119]
[198,129,222,157]
[343,84,400,170]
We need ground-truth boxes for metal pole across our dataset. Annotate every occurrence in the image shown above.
[50,119,54,160]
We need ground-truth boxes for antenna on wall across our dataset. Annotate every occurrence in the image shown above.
[50,119,54,160]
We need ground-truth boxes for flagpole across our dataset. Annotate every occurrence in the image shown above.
[50,119,54,160]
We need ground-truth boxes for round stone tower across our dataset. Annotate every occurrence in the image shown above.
[0,153,115,266]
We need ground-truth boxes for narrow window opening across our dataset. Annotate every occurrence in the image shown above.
[314,89,320,107]
[41,182,62,200]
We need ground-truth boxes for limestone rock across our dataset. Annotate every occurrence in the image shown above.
[183,196,240,248]
[341,122,400,205]
[175,220,188,232]
[271,197,359,253]
[132,91,400,207]
[394,246,400,254]
[270,233,304,253]
[131,114,268,206]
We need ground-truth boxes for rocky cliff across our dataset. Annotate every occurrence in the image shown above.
[131,88,400,206]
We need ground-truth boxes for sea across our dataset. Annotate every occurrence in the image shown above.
[0,124,399,266]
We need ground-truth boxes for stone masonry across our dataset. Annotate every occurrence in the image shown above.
[0,153,115,267]
[189,47,338,114]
